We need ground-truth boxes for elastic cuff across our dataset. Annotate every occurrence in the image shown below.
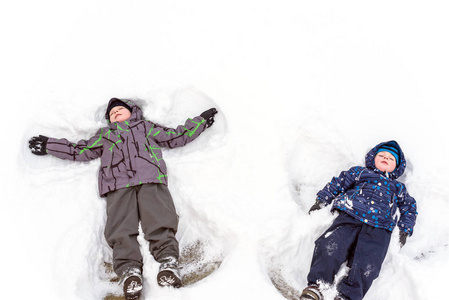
[116,263,143,277]
[156,252,179,263]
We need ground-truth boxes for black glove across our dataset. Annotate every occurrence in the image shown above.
[399,231,408,248]
[200,108,218,128]
[29,135,49,156]
[308,199,324,214]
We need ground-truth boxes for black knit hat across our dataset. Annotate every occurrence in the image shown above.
[106,98,132,120]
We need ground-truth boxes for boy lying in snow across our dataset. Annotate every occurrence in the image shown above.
[300,141,417,300]
[29,98,217,300]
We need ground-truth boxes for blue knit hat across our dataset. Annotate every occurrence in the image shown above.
[377,143,400,167]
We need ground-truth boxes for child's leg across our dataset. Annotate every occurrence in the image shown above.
[337,225,391,300]
[137,183,179,262]
[104,187,143,276]
[307,213,362,286]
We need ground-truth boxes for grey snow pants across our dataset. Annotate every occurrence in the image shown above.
[104,183,179,276]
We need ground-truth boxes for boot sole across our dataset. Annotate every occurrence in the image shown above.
[157,270,182,288]
[123,276,142,300]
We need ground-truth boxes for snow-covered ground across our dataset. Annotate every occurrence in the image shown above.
[3,1,449,299]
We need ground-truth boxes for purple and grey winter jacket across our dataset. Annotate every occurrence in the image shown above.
[46,99,207,197]
[316,141,418,235]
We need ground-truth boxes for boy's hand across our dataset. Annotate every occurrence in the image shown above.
[29,135,49,156]
[200,108,218,128]
[399,231,408,248]
[308,199,324,214]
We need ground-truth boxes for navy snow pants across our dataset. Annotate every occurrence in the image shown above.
[307,212,391,300]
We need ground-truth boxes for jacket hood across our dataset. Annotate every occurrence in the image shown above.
[365,140,406,179]
[105,98,144,125]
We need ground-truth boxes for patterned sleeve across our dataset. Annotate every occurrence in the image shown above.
[396,183,418,236]
[46,128,104,162]
[146,116,207,148]
[316,166,361,205]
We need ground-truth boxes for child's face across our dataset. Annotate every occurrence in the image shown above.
[109,106,131,123]
[374,151,397,173]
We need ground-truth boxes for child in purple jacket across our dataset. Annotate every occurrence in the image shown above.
[29,98,217,299]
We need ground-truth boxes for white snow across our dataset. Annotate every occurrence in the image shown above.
[3,1,449,299]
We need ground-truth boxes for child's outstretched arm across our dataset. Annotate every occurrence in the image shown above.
[396,184,418,239]
[29,128,104,162]
[150,108,217,149]
[314,166,361,207]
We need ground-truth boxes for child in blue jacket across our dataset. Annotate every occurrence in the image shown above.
[299,141,417,300]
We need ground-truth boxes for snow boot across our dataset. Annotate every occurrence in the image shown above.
[299,284,323,300]
[157,256,182,288]
[121,268,143,300]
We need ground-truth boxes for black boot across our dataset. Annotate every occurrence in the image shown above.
[121,268,143,300]
[299,284,323,300]
[157,256,182,288]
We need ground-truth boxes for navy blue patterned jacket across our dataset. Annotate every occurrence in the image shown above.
[316,141,417,235]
